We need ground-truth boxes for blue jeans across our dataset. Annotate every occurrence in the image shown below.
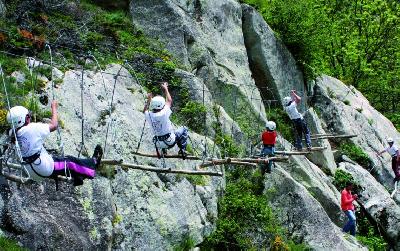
[343,210,356,236]
[292,118,311,150]
[175,127,188,151]
[260,146,275,174]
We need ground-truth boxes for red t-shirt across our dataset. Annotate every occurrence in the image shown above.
[261,131,277,145]
[341,189,355,211]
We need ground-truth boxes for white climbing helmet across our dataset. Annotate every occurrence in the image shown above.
[283,96,292,106]
[387,137,394,143]
[6,106,29,128]
[149,96,166,111]
[265,121,276,131]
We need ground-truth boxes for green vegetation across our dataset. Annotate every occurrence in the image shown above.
[240,0,400,130]
[332,169,355,190]
[172,101,207,134]
[339,142,371,167]
[201,167,307,249]
[174,235,196,251]
[267,108,294,143]
[356,222,388,250]
[0,236,27,251]
[212,105,244,158]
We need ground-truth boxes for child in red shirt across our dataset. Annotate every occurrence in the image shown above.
[341,182,358,236]
[260,121,277,175]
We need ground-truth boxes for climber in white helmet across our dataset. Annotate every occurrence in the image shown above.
[7,101,103,186]
[283,90,311,151]
[377,137,400,182]
[259,121,277,175]
[143,82,188,159]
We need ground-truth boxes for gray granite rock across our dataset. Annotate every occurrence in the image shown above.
[264,166,366,250]
[241,4,306,110]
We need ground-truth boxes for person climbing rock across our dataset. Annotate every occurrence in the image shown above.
[7,101,103,186]
[143,82,188,159]
[341,181,357,236]
[377,137,400,182]
[283,90,311,151]
[260,121,277,175]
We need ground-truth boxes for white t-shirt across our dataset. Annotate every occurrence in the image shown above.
[386,144,399,157]
[17,123,54,180]
[145,106,174,136]
[284,101,303,120]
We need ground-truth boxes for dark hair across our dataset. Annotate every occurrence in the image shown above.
[345,181,354,187]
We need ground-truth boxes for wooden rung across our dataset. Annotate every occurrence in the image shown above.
[309,134,357,140]
[311,133,336,137]
[231,156,289,163]
[1,172,26,183]
[102,160,223,176]
[132,152,201,160]
[275,146,327,155]
[199,160,257,168]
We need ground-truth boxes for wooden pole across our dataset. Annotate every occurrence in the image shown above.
[116,162,223,176]
[132,152,201,160]
[275,146,327,155]
[199,160,257,168]
[310,134,357,140]
[1,172,25,183]
[230,156,289,163]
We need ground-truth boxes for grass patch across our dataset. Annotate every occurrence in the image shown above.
[201,167,307,249]
[0,236,27,251]
[339,142,370,167]
[174,235,196,251]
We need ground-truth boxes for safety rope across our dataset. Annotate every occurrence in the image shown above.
[27,58,39,122]
[201,79,208,162]
[124,61,147,154]
[103,65,124,157]
[45,44,65,157]
[77,65,86,157]
[45,44,70,180]
[0,64,31,182]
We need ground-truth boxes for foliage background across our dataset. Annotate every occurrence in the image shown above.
[241,0,400,130]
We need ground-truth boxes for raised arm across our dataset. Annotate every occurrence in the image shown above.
[143,93,153,113]
[161,82,172,107]
[291,90,302,104]
[49,100,58,132]
[377,149,387,156]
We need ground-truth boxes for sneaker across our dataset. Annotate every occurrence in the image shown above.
[73,176,84,186]
[178,149,187,160]
[307,146,312,151]
[92,144,103,169]
[260,165,266,176]
[162,149,168,156]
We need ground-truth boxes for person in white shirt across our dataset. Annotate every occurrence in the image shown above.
[377,137,400,181]
[143,82,188,159]
[7,101,103,186]
[283,90,311,151]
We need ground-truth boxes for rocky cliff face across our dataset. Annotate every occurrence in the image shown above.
[0,0,399,250]
[0,64,223,250]
[130,0,268,136]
